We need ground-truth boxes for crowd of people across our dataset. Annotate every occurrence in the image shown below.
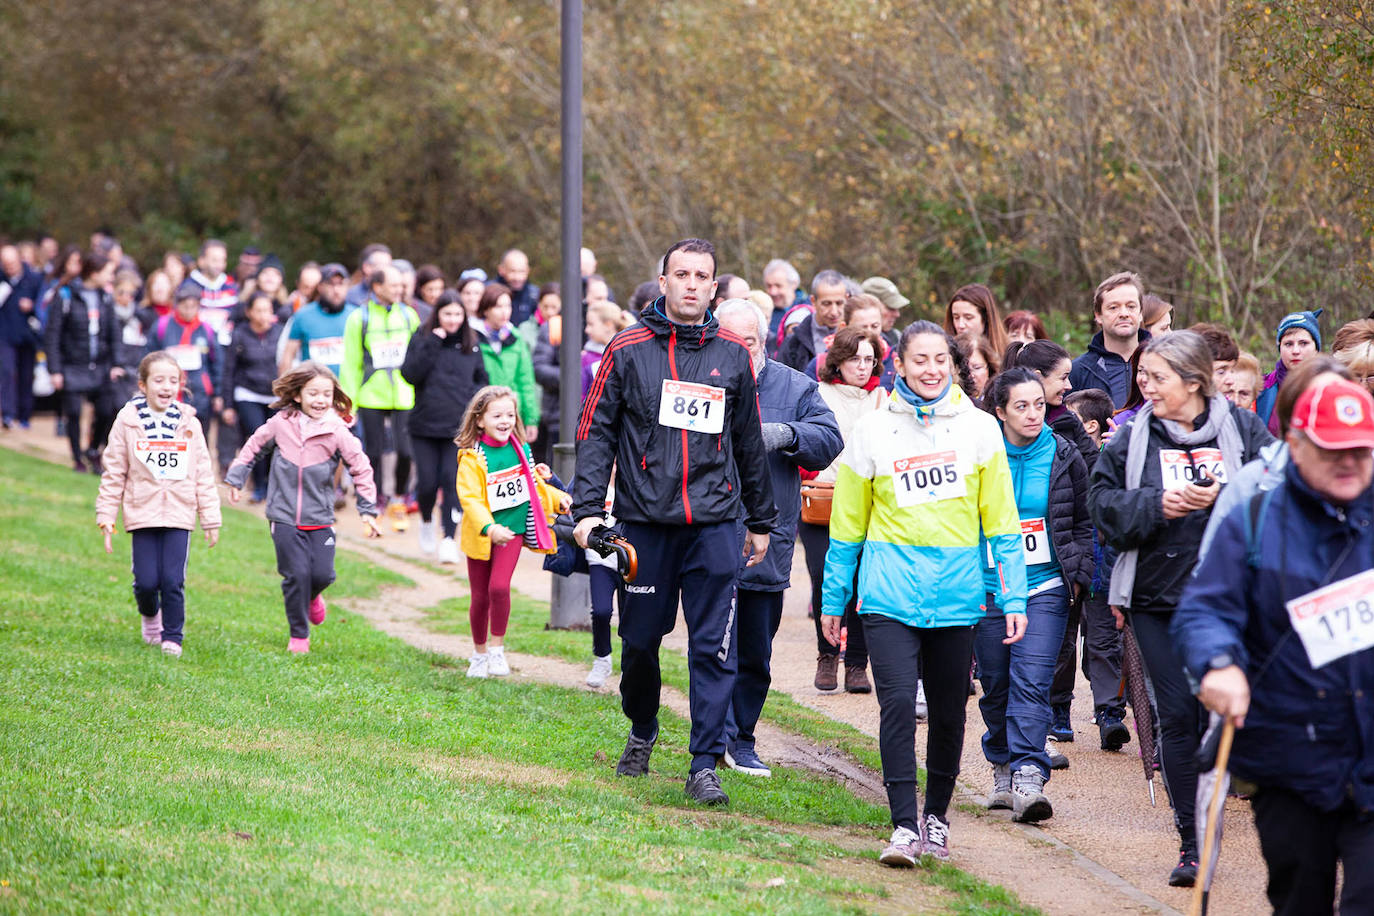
[2,229,1371,912]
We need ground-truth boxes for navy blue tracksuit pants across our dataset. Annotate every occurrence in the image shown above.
[726,589,785,748]
[131,527,190,644]
[618,521,742,771]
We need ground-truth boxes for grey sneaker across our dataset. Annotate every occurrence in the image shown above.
[684,768,729,805]
[1045,738,1069,770]
[879,825,921,868]
[915,679,928,721]
[987,763,1013,810]
[616,726,657,777]
[1011,764,1053,823]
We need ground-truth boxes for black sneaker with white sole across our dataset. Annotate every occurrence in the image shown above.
[615,726,658,777]
[684,768,729,805]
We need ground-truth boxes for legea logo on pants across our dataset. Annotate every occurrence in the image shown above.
[624,584,657,594]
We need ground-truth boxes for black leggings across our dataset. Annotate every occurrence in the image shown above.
[1129,609,1206,845]
[797,520,867,664]
[358,407,411,501]
[63,388,113,463]
[410,434,458,538]
[865,616,975,830]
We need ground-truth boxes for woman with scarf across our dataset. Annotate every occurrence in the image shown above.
[474,283,540,441]
[824,321,1027,867]
[975,368,1093,824]
[1089,330,1272,887]
[1256,309,1323,435]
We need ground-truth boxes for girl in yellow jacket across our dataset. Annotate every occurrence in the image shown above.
[455,385,569,678]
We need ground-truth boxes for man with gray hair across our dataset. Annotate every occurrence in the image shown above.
[761,259,805,355]
[779,269,847,374]
[714,298,841,776]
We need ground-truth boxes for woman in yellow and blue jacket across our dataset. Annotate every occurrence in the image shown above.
[821,320,1027,868]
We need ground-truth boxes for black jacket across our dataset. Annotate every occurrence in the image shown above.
[531,322,560,433]
[778,313,823,373]
[572,299,777,532]
[223,321,285,399]
[43,280,117,392]
[400,327,488,438]
[1045,432,1095,589]
[1069,330,1150,410]
[1048,405,1098,473]
[1088,404,1273,611]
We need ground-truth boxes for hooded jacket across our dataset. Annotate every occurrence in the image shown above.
[477,321,541,428]
[823,382,1027,627]
[572,298,777,533]
[1173,463,1374,814]
[146,312,221,403]
[1069,330,1150,410]
[400,326,489,438]
[737,360,842,591]
[43,281,118,392]
[988,428,1094,591]
[1089,402,1273,611]
[97,398,221,533]
[225,409,377,526]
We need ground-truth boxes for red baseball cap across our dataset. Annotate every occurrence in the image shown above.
[1290,378,1374,449]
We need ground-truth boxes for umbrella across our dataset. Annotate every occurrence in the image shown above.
[1118,621,1159,805]
[1190,715,1236,916]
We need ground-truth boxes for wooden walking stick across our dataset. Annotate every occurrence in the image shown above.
[1189,718,1236,916]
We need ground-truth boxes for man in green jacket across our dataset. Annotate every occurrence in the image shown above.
[340,265,420,530]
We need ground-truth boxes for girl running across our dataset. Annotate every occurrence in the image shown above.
[455,386,569,678]
[96,351,222,657]
[224,361,381,654]
[975,368,1093,823]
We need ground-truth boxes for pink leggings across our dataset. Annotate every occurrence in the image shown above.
[467,538,523,644]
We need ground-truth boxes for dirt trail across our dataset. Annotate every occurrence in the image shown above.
[6,424,1267,915]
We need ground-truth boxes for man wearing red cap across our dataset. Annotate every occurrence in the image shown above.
[1173,376,1374,914]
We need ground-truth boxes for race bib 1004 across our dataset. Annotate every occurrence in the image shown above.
[308,336,344,367]
[370,339,406,370]
[1159,447,1227,491]
[892,451,965,508]
[1286,568,1374,669]
[658,380,725,434]
[135,439,189,480]
[486,466,530,512]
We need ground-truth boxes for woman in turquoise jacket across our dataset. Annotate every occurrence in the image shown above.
[822,320,1027,868]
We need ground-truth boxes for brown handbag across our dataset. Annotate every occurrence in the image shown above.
[800,480,835,526]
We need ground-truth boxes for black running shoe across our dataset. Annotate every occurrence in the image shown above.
[685,768,729,805]
[1168,847,1199,887]
[615,726,657,777]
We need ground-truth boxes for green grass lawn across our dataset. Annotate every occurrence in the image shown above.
[0,447,1034,915]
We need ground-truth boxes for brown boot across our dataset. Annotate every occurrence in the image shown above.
[814,653,839,692]
[844,662,872,694]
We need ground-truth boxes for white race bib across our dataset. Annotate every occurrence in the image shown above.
[135,439,189,480]
[168,345,202,372]
[1285,568,1374,669]
[1159,447,1227,491]
[486,465,530,512]
[309,336,344,367]
[122,322,146,347]
[1020,517,1052,565]
[0,282,11,303]
[892,451,965,508]
[658,380,725,434]
[370,339,406,370]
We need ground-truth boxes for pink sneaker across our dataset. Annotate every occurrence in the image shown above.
[288,637,310,654]
[308,594,327,625]
[141,612,162,645]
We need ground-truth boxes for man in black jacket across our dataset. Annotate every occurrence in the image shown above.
[573,238,777,806]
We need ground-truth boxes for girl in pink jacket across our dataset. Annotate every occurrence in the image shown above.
[225,361,381,654]
[97,351,222,657]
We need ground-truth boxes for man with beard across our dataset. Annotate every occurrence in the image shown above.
[280,263,357,376]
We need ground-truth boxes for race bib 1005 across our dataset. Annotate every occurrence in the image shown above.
[1286,568,1374,669]
[892,451,965,508]
[1159,447,1227,491]
[486,466,530,512]
[658,380,725,434]
[135,439,189,480]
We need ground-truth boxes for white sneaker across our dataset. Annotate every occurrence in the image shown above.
[161,641,183,658]
[586,653,613,687]
[466,653,489,678]
[487,646,510,677]
[418,520,437,554]
[436,537,460,565]
[915,679,928,721]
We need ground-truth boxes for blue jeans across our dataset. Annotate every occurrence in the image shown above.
[975,586,1070,778]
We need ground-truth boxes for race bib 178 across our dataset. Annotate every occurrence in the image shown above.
[658,380,725,434]
[1286,568,1374,669]
[892,451,965,508]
